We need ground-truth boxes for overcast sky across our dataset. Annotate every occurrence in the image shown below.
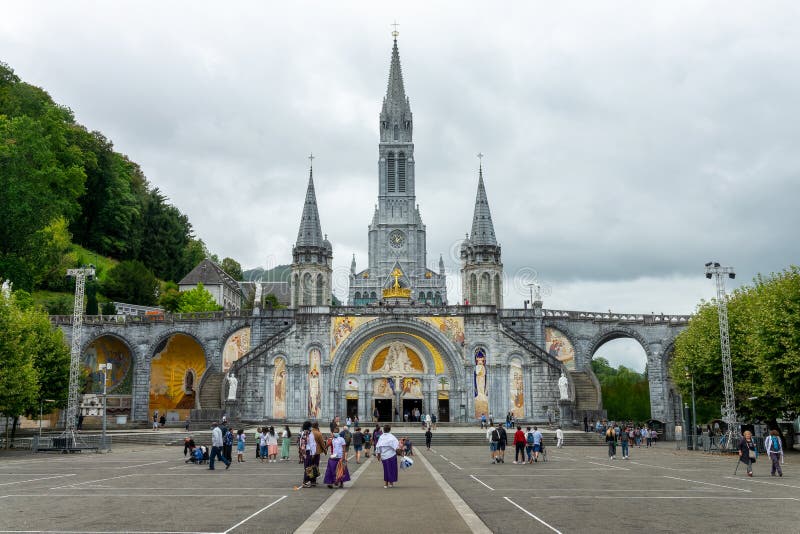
[3,1,798,370]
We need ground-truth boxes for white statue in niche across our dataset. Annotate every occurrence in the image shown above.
[227,373,238,401]
[558,371,569,400]
[380,341,415,374]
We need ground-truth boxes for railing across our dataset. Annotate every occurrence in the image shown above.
[228,325,293,375]
[500,324,563,371]
[50,309,294,325]
[544,309,691,324]
[328,305,497,316]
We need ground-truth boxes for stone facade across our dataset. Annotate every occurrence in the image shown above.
[54,36,692,439]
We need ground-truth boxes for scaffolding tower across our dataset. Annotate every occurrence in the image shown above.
[704,261,738,451]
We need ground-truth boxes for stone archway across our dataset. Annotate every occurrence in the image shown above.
[148,332,207,421]
[80,333,137,420]
[330,317,465,423]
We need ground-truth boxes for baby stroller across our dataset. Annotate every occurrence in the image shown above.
[187,445,208,464]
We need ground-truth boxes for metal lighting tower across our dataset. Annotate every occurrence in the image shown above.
[61,266,95,448]
[704,261,737,449]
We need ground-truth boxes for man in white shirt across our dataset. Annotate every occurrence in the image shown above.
[209,422,231,470]
[556,426,564,448]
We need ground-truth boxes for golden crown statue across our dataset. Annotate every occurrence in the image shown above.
[383,268,412,299]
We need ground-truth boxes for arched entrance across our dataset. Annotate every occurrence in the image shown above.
[331,317,465,424]
[149,333,206,421]
[81,334,135,419]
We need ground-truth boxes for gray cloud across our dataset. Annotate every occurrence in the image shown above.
[3,1,798,313]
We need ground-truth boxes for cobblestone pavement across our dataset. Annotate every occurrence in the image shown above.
[0,444,795,533]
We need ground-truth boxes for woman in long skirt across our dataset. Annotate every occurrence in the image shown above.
[280,425,292,461]
[375,425,400,488]
[324,428,351,488]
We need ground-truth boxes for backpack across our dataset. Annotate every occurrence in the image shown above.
[223,430,233,446]
[771,436,780,452]
[491,429,500,442]
[342,430,352,446]
[526,432,535,445]
[363,433,370,444]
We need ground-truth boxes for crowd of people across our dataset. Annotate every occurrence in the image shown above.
[181,415,424,490]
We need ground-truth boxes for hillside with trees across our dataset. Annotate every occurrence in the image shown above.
[0,62,243,311]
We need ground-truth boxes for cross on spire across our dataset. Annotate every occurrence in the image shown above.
[391,21,399,39]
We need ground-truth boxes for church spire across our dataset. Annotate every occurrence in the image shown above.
[380,31,413,143]
[469,159,497,246]
[295,161,324,248]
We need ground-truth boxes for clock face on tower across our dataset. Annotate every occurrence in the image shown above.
[389,230,406,249]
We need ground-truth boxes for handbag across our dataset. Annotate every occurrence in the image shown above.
[305,465,319,479]
[748,449,756,460]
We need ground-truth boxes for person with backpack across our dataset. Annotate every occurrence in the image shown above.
[531,426,543,462]
[222,425,234,463]
[525,427,535,463]
[489,424,501,463]
[363,429,372,458]
[512,425,526,464]
[764,429,784,477]
[339,425,353,454]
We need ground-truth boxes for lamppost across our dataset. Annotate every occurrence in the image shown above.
[684,367,697,450]
[99,362,112,451]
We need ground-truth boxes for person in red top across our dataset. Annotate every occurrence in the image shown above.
[512,425,526,465]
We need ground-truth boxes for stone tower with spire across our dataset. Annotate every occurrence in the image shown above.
[290,164,333,308]
[460,162,503,306]
[348,35,447,306]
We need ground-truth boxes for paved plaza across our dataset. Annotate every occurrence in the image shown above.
[0,441,796,533]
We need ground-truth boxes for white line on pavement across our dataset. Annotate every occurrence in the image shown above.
[469,475,494,491]
[417,452,491,534]
[51,473,136,489]
[662,476,750,492]
[118,461,169,469]
[294,458,371,534]
[627,461,687,471]
[587,461,629,470]
[503,497,563,534]
[449,461,463,470]
[0,474,76,486]
[723,476,800,490]
[539,496,798,501]
[439,454,449,461]
[222,494,287,534]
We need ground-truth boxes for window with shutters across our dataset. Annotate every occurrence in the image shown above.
[398,152,406,192]
[387,152,396,192]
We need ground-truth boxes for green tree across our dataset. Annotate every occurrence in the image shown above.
[136,189,195,282]
[103,260,158,306]
[158,281,182,312]
[591,357,651,422]
[263,293,284,309]
[85,280,98,315]
[671,267,800,425]
[177,283,221,313]
[0,290,39,443]
[100,301,116,315]
[220,257,243,281]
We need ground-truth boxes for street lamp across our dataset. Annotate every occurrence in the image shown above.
[684,367,697,450]
[99,362,112,451]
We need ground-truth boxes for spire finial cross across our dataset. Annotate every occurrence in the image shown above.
[391,21,399,39]
[477,152,484,161]
[308,152,314,165]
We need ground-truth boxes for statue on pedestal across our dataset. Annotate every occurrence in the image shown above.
[227,373,238,401]
[558,371,569,400]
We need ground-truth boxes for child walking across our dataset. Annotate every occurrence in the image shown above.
[236,429,246,463]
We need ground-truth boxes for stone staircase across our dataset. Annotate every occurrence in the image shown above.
[570,369,603,418]
[199,371,225,410]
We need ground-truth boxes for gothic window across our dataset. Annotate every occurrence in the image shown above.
[302,272,313,306]
[469,273,478,305]
[398,152,406,192]
[370,291,377,301]
[387,152,396,192]
[393,124,399,141]
[315,274,324,305]
[493,274,501,307]
[427,291,433,302]
[434,292,442,306]
[419,292,425,302]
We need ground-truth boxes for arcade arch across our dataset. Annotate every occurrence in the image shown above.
[149,333,207,419]
[81,334,135,417]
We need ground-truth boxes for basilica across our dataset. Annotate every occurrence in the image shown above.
[230,36,570,424]
[72,36,687,434]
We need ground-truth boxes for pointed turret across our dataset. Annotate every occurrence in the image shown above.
[460,159,503,307]
[380,36,413,143]
[350,254,357,275]
[291,159,333,308]
[439,254,445,276]
[295,167,324,248]
[469,163,497,246]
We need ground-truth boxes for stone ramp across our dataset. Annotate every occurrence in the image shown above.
[300,451,479,533]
